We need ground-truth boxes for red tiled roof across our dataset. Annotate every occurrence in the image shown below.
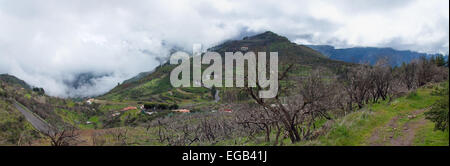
[173,109,190,113]
[122,106,137,111]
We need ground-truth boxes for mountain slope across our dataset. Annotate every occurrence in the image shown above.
[210,31,335,65]
[0,74,31,90]
[0,97,39,145]
[0,77,39,145]
[122,71,154,85]
[0,74,105,131]
[100,31,355,103]
[306,45,442,66]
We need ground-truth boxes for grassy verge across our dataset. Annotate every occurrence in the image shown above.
[297,83,447,146]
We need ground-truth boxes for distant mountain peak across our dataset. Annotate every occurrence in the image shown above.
[209,31,291,52]
[243,31,289,42]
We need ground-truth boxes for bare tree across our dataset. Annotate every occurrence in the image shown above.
[244,65,337,143]
[417,57,437,86]
[371,59,393,102]
[91,131,106,146]
[43,125,80,146]
[106,127,129,145]
[400,61,418,90]
[150,112,239,146]
[342,65,373,110]
[236,103,280,143]
[295,70,336,140]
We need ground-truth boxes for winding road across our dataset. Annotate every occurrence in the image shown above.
[13,101,54,135]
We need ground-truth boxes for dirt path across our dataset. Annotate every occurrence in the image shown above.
[369,116,399,145]
[369,108,429,146]
[390,109,428,146]
[390,118,427,146]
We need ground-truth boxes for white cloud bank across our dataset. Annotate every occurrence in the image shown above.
[0,0,448,97]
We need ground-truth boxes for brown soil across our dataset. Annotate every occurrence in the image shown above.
[369,108,429,146]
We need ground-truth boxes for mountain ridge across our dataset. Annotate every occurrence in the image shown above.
[99,31,354,102]
[306,45,445,66]
[0,74,31,90]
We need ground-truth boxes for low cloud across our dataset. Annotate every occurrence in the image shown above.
[0,0,448,97]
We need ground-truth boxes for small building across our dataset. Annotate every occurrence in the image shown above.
[173,109,190,113]
[145,111,155,115]
[222,108,233,113]
[121,106,137,111]
[112,112,121,117]
[241,47,249,51]
[86,98,95,105]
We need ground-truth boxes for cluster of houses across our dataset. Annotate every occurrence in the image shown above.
[111,104,192,117]
[85,98,235,119]
[111,106,139,117]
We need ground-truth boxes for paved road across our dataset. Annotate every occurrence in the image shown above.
[13,101,54,135]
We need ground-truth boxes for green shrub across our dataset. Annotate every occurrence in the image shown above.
[0,89,6,97]
[144,102,171,110]
[406,91,421,100]
[169,104,179,110]
[157,103,169,110]
[425,83,449,131]
[144,103,157,109]
[32,87,45,95]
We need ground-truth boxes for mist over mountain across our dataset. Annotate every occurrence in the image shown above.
[60,72,115,97]
[0,0,447,98]
[100,31,354,102]
[307,45,445,66]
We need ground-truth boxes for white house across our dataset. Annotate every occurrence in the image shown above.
[86,98,95,105]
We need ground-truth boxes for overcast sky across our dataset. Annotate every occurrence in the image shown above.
[0,0,448,97]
